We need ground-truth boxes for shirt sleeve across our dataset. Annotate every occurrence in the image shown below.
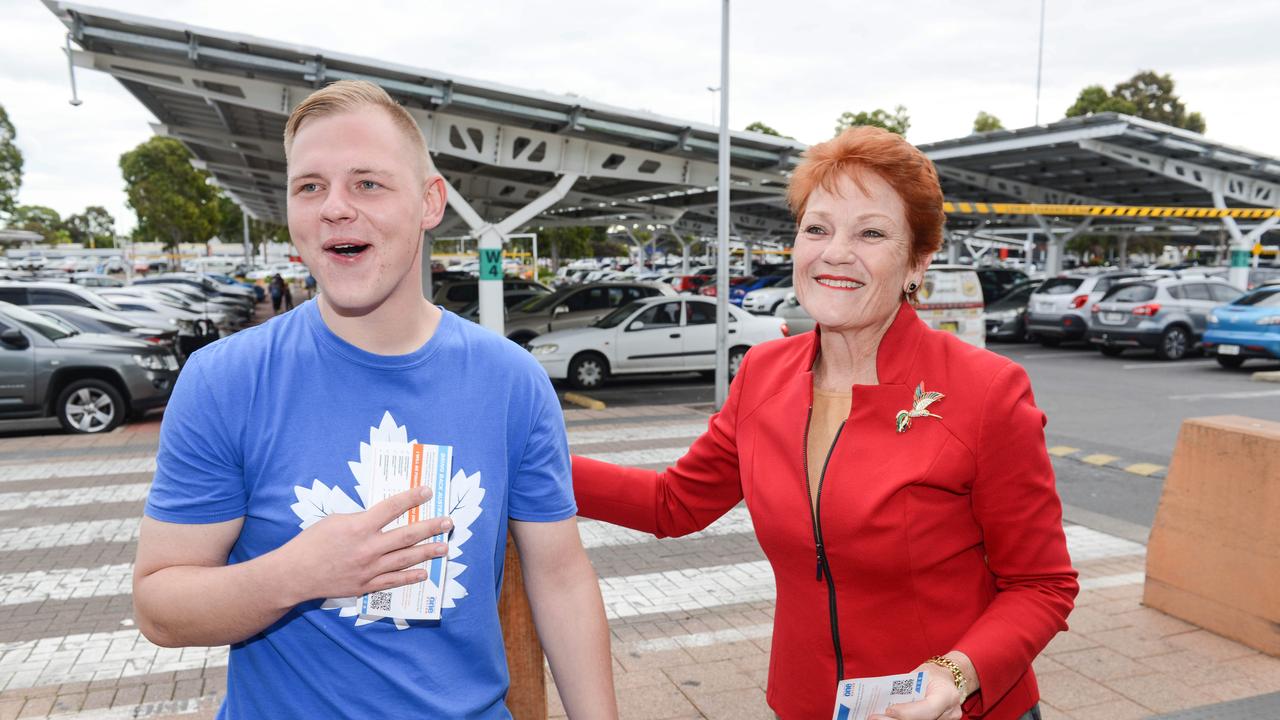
[508,374,576,522]
[145,354,247,524]
[954,362,1079,714]
[572,349,750,538]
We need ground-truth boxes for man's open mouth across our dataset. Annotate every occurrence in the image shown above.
[324,242,371,258]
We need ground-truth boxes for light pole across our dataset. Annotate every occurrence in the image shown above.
[1035,0,1046,126]
[714,0,731,409]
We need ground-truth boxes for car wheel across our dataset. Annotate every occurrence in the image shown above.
[1216,355,1246,369]
[1038,336,1061,348]
[567,353,609,391]
[1099,346,1124,357]
[1162,325,1187,358]
[728,346,748,379]
[56,379,125,434]
[1157,326,1190,361]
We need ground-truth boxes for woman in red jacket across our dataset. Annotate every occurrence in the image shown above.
[572,126,1078,720]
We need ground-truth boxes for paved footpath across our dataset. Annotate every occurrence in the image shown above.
[0,405,1275,719]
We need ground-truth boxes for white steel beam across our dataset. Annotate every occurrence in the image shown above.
[935,165,1111,206]
[1078,139,1280,207]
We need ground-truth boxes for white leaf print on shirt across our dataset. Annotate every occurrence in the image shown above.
[289,410,482,630]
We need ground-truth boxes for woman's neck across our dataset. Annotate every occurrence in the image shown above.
[813,312,897,391]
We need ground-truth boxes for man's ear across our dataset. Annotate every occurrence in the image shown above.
[420,174,447,231]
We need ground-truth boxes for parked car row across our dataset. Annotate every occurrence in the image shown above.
[0,270,265,433]
[987,266,1280,367]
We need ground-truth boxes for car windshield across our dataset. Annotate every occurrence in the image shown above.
[1103,283,1157,303]
[6,304,78,340]
[594,301,647,329]
[1235,287,1280,308]
[1037,278,1084,295]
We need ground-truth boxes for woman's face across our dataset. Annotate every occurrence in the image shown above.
[792,169,922,334]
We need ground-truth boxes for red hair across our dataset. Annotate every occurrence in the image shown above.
[786,126,945,267]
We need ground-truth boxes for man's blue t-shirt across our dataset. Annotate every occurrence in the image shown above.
[146,300,576,719]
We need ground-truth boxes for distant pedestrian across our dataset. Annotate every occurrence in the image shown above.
[269,274,285,314]
[282,279,294,311]
[304,273,317,299]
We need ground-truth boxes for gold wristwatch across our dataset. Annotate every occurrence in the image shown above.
[927,655,968,698]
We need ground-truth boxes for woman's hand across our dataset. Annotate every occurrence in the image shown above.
[870,653,976,720]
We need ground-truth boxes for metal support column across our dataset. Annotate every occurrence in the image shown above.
[242,212,252,271]
[946,231,960,264]
[422,230,434,300]
[743,237,753,276]
[1117,234,1129,270]
[1213,188,1280,288]
[665,228,691,275]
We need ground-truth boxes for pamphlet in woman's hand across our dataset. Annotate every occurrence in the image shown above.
[831,671,927,720]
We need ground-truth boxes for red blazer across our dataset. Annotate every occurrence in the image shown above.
[574,302,1078,720]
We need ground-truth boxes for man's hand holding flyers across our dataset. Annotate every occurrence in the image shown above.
[276,486,451,604]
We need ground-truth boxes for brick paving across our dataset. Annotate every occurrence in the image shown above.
[0,401,1273,719]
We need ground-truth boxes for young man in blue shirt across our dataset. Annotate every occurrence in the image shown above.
[134,80,617,718]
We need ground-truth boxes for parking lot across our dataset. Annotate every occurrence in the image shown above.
[0,367,1277,719]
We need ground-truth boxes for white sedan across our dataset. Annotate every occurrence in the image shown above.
[529,296,787,390]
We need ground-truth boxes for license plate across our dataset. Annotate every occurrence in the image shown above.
[1218,344,1240,356]
[1102,312,1125,324]
[940,321,959,333]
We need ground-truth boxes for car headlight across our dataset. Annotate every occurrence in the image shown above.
[1208,314,1219,324]
[1258,316,1280,326]
[986,309,1019,321]
[530,344,560,356]
[167,317,178,326]
[133,354,171,371]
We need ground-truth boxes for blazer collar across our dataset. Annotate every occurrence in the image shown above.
[805,301,925,387]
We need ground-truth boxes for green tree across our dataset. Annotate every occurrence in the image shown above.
[10,205,67,243]
[972,111,1005,133]
[834,105,910,137]
[745,121,782,137]
[119,137,222,251]
[64,206,116,248]
[0,102,21,219]
[1065,71,1205,133]
[537,225,597,262]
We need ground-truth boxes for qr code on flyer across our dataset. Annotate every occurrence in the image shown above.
[891,678,915,695]
[367,592,392,612]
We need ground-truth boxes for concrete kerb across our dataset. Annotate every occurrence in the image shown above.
[562,392,607,411]
[1253,370,1280,383]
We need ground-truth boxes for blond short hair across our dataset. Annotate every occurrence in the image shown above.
[283,80,432,177]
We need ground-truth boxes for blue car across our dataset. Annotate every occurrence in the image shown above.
[208,273,266,302]
[1203,283,1280,368]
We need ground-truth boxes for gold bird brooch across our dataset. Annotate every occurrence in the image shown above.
[895,383,944,433]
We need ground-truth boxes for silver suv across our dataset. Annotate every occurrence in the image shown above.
[0,302,179,433]
[1026,271,1145,346]
[1087,277,1242,360]
[503,282,676,345]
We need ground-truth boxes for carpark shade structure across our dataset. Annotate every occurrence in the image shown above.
[47,4,1280,311]
[46,0,804,334]
[917,115,1280,286]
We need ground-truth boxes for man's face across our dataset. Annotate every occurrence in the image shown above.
[286,106,444,316]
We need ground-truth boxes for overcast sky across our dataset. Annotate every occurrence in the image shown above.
[2,0,1278,233]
